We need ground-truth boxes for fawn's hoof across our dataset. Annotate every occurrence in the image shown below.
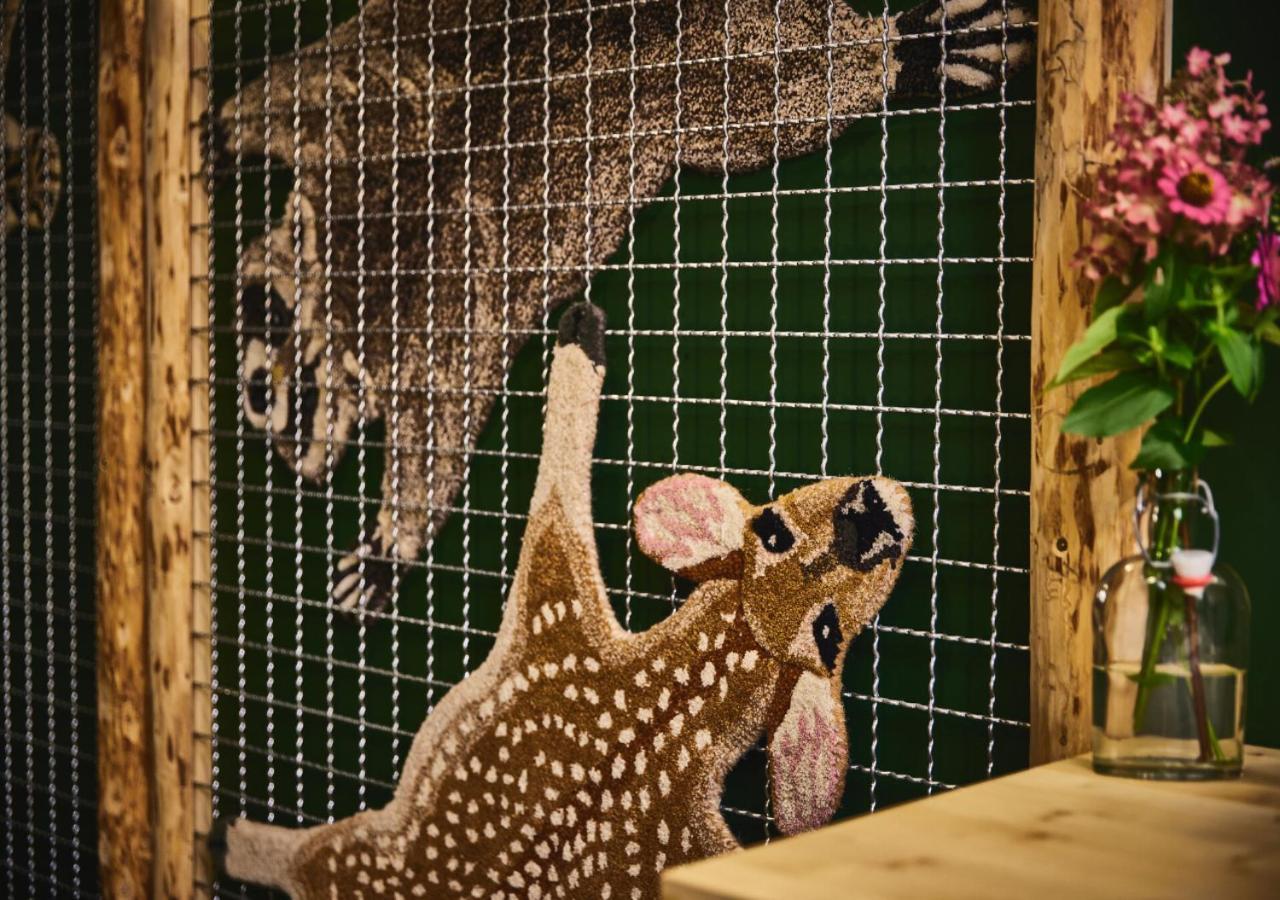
[556,301,606,367]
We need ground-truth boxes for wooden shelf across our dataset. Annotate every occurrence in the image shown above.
[662,746,1280,899]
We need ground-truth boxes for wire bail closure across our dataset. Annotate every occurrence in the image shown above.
[1133,478,1220,570]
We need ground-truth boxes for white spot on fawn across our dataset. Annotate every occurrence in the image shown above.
[700,661,715,687]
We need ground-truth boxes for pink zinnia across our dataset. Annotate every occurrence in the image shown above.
[1157,154,1233,225]
[1254,231,1280,309]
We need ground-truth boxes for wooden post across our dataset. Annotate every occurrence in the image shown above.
[146,0,199,895]
[98,0,200,895]
[97,0,152,894]
[1029,0,1168,764]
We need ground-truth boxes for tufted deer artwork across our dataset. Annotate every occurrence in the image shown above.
[1,0,60,233]
[214,302,913,898]
[212,0,1021,611]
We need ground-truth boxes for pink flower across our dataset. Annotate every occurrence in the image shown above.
[1208,96,1236,120]
[1254,231,1280,309]
[1221,115,1254,143]
[1114,192,1162,234]
[1187,47,1213,77]
[1074,47,1272,282]
[1158,102,1190,130]
[1157,154,1233,225]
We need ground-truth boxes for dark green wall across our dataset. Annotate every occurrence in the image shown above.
[1172,1,1280,749]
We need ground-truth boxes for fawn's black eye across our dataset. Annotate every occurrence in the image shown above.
[752,508,795,554]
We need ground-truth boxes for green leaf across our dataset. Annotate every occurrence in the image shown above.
[1202,428,1232,447]
[1209,323,1257,397]
[1260,321,1280,347]
[1092,275,1131,317]
[1131,418,1203,471]
[1162,339,1196,370]
[1144,247,1182,321]
[1049,349,1138,385]
[1051,305,1126,386]
[1061,371,1176,438]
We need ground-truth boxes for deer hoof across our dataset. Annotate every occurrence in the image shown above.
[556,301,607,367]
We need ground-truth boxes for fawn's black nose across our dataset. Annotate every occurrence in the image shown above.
[247,367,272,415]
[833,480,904,572]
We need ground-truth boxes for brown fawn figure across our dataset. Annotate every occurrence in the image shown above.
[216,302,913,898]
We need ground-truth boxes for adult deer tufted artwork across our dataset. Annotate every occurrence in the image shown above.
[210,0,1029,612]
[214,302,914,898]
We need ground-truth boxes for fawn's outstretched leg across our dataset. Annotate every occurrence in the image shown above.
[526,301,608,551]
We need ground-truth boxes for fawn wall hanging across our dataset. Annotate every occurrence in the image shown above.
[215,302,914,897]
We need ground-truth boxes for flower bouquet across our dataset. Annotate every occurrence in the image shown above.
[1055,48,1275,778]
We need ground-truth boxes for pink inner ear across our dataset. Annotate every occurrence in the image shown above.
[634,474,742,572]
[768,671,848,835]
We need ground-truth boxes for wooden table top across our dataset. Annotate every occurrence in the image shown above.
[662,746,1280,899]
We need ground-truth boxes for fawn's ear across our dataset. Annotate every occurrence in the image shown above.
[633,474,747,581]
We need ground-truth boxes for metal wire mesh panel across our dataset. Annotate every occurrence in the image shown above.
[0,1,100,896]
[195,0,1034,892]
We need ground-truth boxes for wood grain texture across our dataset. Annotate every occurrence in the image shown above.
[146,0,198,896]
[662,746,1280,900]
[97,0,151,896]
[1029,0,1167,764]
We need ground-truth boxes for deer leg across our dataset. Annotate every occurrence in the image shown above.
[526,302,607,547]
[212,816,316,897]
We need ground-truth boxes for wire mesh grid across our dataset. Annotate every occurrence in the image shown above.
[193,0,1036,893]
[0,0,101,896]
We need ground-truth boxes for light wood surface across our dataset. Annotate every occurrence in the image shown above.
[145,0,200,897]
[96,0,152,895]
[662,746,1280,900]
[1029,0,1168,763]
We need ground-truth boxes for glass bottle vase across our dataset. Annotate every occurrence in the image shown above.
[1092,472,1250,779]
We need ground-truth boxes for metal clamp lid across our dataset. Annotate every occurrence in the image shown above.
[1133,478,1219,569]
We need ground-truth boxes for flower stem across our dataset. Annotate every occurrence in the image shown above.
[1184,590,1215,762]
[1132,470,1192,733]
[1183,372,1231,443]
